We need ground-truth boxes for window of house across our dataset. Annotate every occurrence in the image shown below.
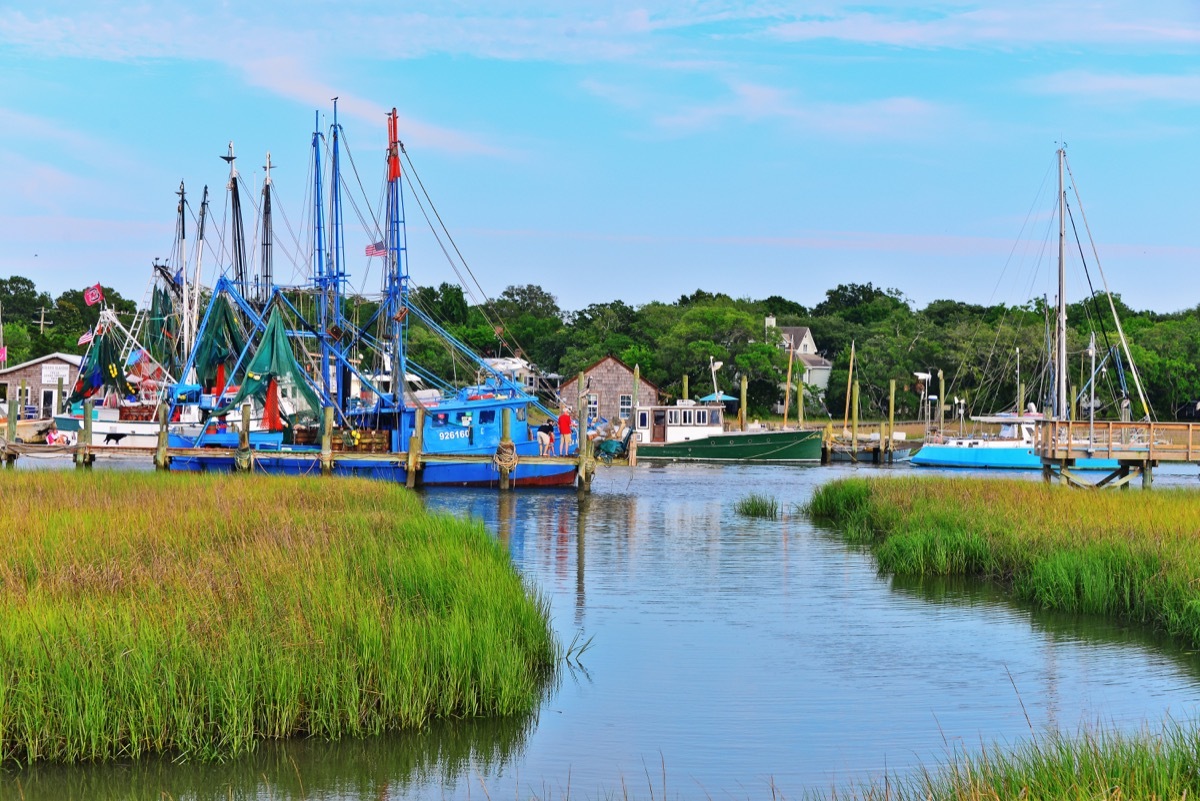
[696,409,708,425]
[637,410,649,429]
[682,409,694,425]
[619,394,632,419]
[587,394,599,419]
[0,384,7,403]
[667,409,680,426]
[802,342,810,353]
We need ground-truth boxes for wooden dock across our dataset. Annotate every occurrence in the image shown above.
[1034,420,1200,488]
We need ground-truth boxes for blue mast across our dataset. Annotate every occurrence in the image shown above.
[312,110,329,402]
[329,99,347,413]
[386,108,409,410]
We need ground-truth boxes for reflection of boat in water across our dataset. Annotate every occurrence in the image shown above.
[632,400,822,463]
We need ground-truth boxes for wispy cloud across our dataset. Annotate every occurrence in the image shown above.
[654,80,949,138]
[768,3,1200,50]
[1031,70,1200,103]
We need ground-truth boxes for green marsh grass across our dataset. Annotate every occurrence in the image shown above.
[0,471,555,765]
[735,493,780,519]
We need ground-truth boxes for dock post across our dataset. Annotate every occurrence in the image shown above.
[851,380,860,454]
[320,406,334,477]
[682,373,688,403]
[77,400,93,470]
[1070,384,1078,421]
[740,374,748,432]
[1017,382,1025,415]
[3,399,16,469]
[154,404,170,471]
[576,370,586,455]
[630,364,640,466]
[235,402,252,473]
[937,370,945,436]
[1142,462,1153,490]
[499,407,512,491]
[821,421,833,465]
[887,379,896,463]
[56,376,65,414]
[406,406,425,488]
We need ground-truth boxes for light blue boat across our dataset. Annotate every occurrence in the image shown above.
[911,414,1119,471]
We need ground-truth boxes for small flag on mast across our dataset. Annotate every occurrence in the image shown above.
[77,329,94,346]
[364,241,386,257]
[0,346,7,362]
[83,283,104,306]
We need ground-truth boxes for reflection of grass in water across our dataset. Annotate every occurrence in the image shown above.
[0,471,555,766]
[5,714,541,800]
[736,493,779,519]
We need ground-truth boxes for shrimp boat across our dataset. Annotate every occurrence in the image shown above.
[168,103,578,487]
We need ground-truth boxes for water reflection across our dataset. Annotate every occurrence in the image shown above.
[4,714,538,801]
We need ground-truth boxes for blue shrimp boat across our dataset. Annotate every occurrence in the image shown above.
[168,104,577,488]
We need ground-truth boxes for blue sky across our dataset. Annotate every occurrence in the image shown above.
[1,1,1198,315]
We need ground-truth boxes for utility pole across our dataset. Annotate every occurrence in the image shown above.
[34,306,53,336]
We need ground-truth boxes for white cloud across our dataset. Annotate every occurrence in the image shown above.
[1032,71,1200,104]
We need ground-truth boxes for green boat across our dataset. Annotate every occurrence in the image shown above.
[631,401,822,463]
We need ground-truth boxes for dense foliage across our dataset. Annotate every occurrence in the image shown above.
[7,275,1200,419]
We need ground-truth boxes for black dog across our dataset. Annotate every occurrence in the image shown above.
[103,433,128,445]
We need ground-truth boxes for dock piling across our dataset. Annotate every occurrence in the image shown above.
[320,406,334,476]
[154,404,170,471]
[4,399,15,468]
[499,407,512,491]
[406,406,425,488]
[76,400,94,470]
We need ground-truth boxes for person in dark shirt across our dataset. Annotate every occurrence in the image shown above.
[537,420,555,456]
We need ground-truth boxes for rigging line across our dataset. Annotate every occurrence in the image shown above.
[1063,200,1123,407]
[1063,157,1153,421]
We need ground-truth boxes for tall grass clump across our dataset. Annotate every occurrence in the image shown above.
[0,471,556,765]
[735,493,779,519]
[808,476,1200,649]
[828,720,1200,800]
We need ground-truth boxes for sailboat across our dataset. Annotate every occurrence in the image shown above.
[168,103,578,487]
[912,148,1146,471]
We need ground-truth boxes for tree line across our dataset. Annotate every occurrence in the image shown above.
[6,274,1200,420]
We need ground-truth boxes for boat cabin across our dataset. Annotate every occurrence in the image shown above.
[634,400,725,444]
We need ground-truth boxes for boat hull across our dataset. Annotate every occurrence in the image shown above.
[911,442,1119,470]
[636,428,822,464]
[169,451,578,487]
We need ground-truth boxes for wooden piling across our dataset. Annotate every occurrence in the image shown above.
[3,398,15,469]
[937,370,945,435]
[499,407,512,491]
[851,380,859,453]
[406,406,425,488]
[630,365,640,466]
[682,374,688,403]
[887,379,896,462]
[740,374,748,432]
[56,377,65,414]
[77,400,93,470]
[1071,383,1078,421]
[154,404,169,471]
[320,406,334,477]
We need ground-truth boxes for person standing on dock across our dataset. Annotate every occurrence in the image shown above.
[557,407,573,455]
[537,420,555,456]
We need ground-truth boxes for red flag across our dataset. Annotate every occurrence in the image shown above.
[83,283,104,306]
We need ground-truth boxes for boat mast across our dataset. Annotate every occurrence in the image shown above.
[1055,147,1069,421]
[176,181,189,375]
[329,99,347,412]
[312,111,330,401]
[187,186,209,379]
[260,152,274,304]
[223,143,248,300]
[386,108,409,407]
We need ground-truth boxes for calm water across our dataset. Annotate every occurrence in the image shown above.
[8,462,1200,800]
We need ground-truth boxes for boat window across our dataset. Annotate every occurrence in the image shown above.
[515,407,526,422]
[432,413,448,427]
[479,410,496,425]
[712,409,722,425]
[667,409,680,426]
[619,394,632,420]
[682,409,694,425]
[637,410,649,429]
[696,409,708,425]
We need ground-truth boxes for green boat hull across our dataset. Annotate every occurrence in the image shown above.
[636,428,822,464]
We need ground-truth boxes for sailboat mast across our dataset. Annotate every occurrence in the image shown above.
[223,143,248,300]
[1056,147,1069,421]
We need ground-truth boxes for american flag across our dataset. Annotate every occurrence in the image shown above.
[77,329,95,346]
[364,241,386,257]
